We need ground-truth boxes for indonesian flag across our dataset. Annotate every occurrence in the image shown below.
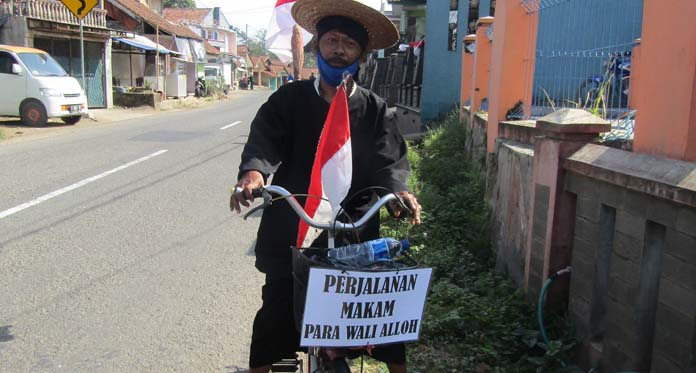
[297,85,352,248]
[265,0,311,64]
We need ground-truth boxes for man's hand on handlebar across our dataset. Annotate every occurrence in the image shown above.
[230,170,265,214]
[388,191,422,225]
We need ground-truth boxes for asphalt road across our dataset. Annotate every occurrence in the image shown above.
[0,90,272,372]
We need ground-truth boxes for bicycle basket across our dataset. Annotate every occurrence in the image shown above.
[290,246,419,332]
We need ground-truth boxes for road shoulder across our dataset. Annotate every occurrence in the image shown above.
[0,89,262,144]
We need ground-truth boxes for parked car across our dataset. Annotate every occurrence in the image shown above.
[0,45,88,126]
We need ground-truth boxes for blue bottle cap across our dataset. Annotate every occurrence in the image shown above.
[400,239,410,252]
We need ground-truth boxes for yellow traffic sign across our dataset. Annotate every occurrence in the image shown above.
[59,0,98,20]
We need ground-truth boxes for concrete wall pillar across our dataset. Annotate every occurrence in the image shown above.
[486,0,538,153]
[632,0,696,162]
[104,37,113,109]
[459,34,476,120]
[469,16,494,116]
[524,109,610,305]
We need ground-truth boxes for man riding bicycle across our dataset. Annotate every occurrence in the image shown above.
[230,1,421,371]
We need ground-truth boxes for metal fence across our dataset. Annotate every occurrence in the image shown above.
[364,45,424,110]
[515,0,643,123]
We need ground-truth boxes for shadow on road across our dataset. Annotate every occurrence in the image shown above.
[0,119,76,129]
[224,365,249,373]
[0,325,15,342]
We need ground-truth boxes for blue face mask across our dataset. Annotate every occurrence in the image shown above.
[317,54,359,87]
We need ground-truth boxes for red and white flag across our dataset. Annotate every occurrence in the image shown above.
[297,86,352,248]
[265,0,311,64]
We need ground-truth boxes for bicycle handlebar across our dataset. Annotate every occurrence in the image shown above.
[250,185,400,231]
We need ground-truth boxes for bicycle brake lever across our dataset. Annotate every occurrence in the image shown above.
[243,190,272,220]
[394,194,413,216]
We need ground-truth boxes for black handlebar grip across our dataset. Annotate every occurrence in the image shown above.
[251,188,264,198]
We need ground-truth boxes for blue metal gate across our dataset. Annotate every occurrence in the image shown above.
[523,0,643,119]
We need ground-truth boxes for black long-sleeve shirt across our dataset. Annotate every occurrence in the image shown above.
[239,80,410,276]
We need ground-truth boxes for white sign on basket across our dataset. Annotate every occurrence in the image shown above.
[300,267,433,347]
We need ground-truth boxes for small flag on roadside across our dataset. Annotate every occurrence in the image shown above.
[297,84,352,248]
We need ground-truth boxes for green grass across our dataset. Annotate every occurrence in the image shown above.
[348,356,388,372]
[378,112,577,372]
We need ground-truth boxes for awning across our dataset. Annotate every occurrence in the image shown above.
[112,35,179,55]
[189,40,207,62]
[172,56,194,63]
[175,37,193,62]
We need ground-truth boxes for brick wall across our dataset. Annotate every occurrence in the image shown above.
[565,145,696,372]
[490,140,534,287]
[464,106,696,372]
[464,111,488,166]
[463,110,535,288]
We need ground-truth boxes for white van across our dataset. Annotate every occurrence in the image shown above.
[0,45,88,126]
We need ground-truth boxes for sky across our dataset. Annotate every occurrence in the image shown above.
[194,0,386,38]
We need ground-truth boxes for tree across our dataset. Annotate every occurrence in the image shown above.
[163,0,195,8]
[248,29,269,56]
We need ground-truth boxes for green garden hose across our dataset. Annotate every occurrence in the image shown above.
[537,266,572,346]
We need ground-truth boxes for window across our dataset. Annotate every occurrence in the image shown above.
[17,52,67,77]
[0,52,18,74]
[448,0,458,51]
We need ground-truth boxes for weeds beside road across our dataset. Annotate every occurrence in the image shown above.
[378,114,576,372]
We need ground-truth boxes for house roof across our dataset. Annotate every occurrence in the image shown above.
[267,59,289,75]
[205,41,220,55]
[162,8,210,25]
[108,0,202,40]
[268,65,287,75]
[301,67,319,78]
[250,55,269,69]
[268,58,288,67]
[143,34,177,51]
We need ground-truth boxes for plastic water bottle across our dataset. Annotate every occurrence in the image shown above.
[327,238,410,267]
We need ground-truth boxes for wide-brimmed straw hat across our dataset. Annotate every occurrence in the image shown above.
[292,0,399,51]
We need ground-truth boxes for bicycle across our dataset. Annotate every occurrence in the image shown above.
[576,52,631,112]
[242,185,430,373]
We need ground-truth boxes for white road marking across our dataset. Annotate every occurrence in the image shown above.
[220,121,242,130]
[0,150,169,219]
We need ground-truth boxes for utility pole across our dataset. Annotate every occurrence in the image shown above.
[155,24,160,92]
[246,24,248,45]
[79,18,86,92]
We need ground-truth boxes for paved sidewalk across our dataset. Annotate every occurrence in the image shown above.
[0,106,158,144]
[88,106,157,123]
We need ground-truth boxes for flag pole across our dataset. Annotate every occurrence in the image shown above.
[291,24,303,79]
[156,25,160,92]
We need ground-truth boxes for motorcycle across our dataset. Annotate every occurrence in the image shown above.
[194,76,207,98]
